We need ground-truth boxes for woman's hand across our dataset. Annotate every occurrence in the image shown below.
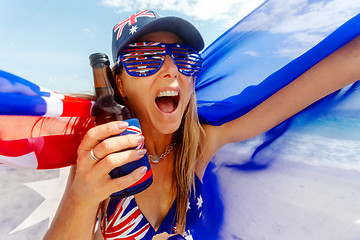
[70,121,147,205]
[44,120,147,239]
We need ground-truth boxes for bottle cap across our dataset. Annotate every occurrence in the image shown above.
[89,53,110,68]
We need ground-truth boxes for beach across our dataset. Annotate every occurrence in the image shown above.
[1,132,360,239]
[214,143,360,240]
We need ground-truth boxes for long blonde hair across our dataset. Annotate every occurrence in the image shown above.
[172,90,204,233]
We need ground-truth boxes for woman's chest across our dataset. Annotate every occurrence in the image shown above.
[134,176,176,231]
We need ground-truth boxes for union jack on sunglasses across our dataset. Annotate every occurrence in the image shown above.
[118,42,202,77]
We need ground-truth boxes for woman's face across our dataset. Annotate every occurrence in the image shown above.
[117,31,195,135]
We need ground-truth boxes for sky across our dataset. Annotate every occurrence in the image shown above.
[0,0,264,93]
[1,0,360,102]
[1,1,360,238]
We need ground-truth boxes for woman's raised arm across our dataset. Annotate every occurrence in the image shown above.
[198,35,360,174]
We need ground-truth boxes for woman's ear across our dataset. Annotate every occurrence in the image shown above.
[116,75,135,116]
[116,75,127,98]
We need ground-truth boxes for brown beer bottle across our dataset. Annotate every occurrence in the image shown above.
[89,53,131,123]
[89,53,152,198]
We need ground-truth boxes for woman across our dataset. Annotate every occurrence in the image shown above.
[44,9,360,239]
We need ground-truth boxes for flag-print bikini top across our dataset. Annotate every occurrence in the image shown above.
[100,175,203,239]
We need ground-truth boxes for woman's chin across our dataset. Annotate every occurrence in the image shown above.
[152,120,181,135]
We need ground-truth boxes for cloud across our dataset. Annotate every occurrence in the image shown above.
[267,0,360,34]
[243,50,260,57]
[83,28,94,38]
[237,0,360,33]
[101,0,360,58]
[237,0,360,57]
[277,0,360,57]
[101,0,264,27]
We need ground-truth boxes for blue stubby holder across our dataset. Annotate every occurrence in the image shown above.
[109,118,153,198]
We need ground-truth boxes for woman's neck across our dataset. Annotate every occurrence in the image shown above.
[142,127,175,158]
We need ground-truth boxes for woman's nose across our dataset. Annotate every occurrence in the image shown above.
[160,55,178,78]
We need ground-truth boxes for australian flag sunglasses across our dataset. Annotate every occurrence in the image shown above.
[118,42,202,77]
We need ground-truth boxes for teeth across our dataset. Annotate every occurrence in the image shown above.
[157,90,179,97]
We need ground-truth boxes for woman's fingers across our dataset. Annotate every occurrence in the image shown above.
[105,166,148,195]
[93,148,147,176]
[93,133,144,160]
[71,156,148,203]
[78,120,145,164]
[79,121,129,152]
[80,165,147,202]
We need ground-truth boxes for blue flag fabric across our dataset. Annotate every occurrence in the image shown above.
[192,0,360,239]
[196,1,360,126]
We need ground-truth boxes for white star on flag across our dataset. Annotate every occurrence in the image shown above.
[129,25,138,34]
[7,167,70,235]
[196,195,203,209]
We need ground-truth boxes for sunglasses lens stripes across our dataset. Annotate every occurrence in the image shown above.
[171,45,202,76]
[121,44,164,76]
[120,42,202,77]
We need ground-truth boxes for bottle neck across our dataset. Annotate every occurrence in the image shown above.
[92,65,114,98]
[90,53,132,122]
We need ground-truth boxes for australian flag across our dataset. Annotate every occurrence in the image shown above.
[0,69,94,169]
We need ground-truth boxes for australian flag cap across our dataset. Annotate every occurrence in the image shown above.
[112,9,204,63]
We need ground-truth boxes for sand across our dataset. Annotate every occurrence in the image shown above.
[214,148,360,240]
[1,143,360,239]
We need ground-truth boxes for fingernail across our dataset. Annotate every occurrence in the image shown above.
[137,149,147,155]
[136,135,144,143]
[118,121,128,129]
[140,166,147,174]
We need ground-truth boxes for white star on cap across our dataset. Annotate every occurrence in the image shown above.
[196,195,203,209]
[129,25,138,34]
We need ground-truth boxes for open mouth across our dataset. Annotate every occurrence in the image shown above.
[155,90,180,113]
